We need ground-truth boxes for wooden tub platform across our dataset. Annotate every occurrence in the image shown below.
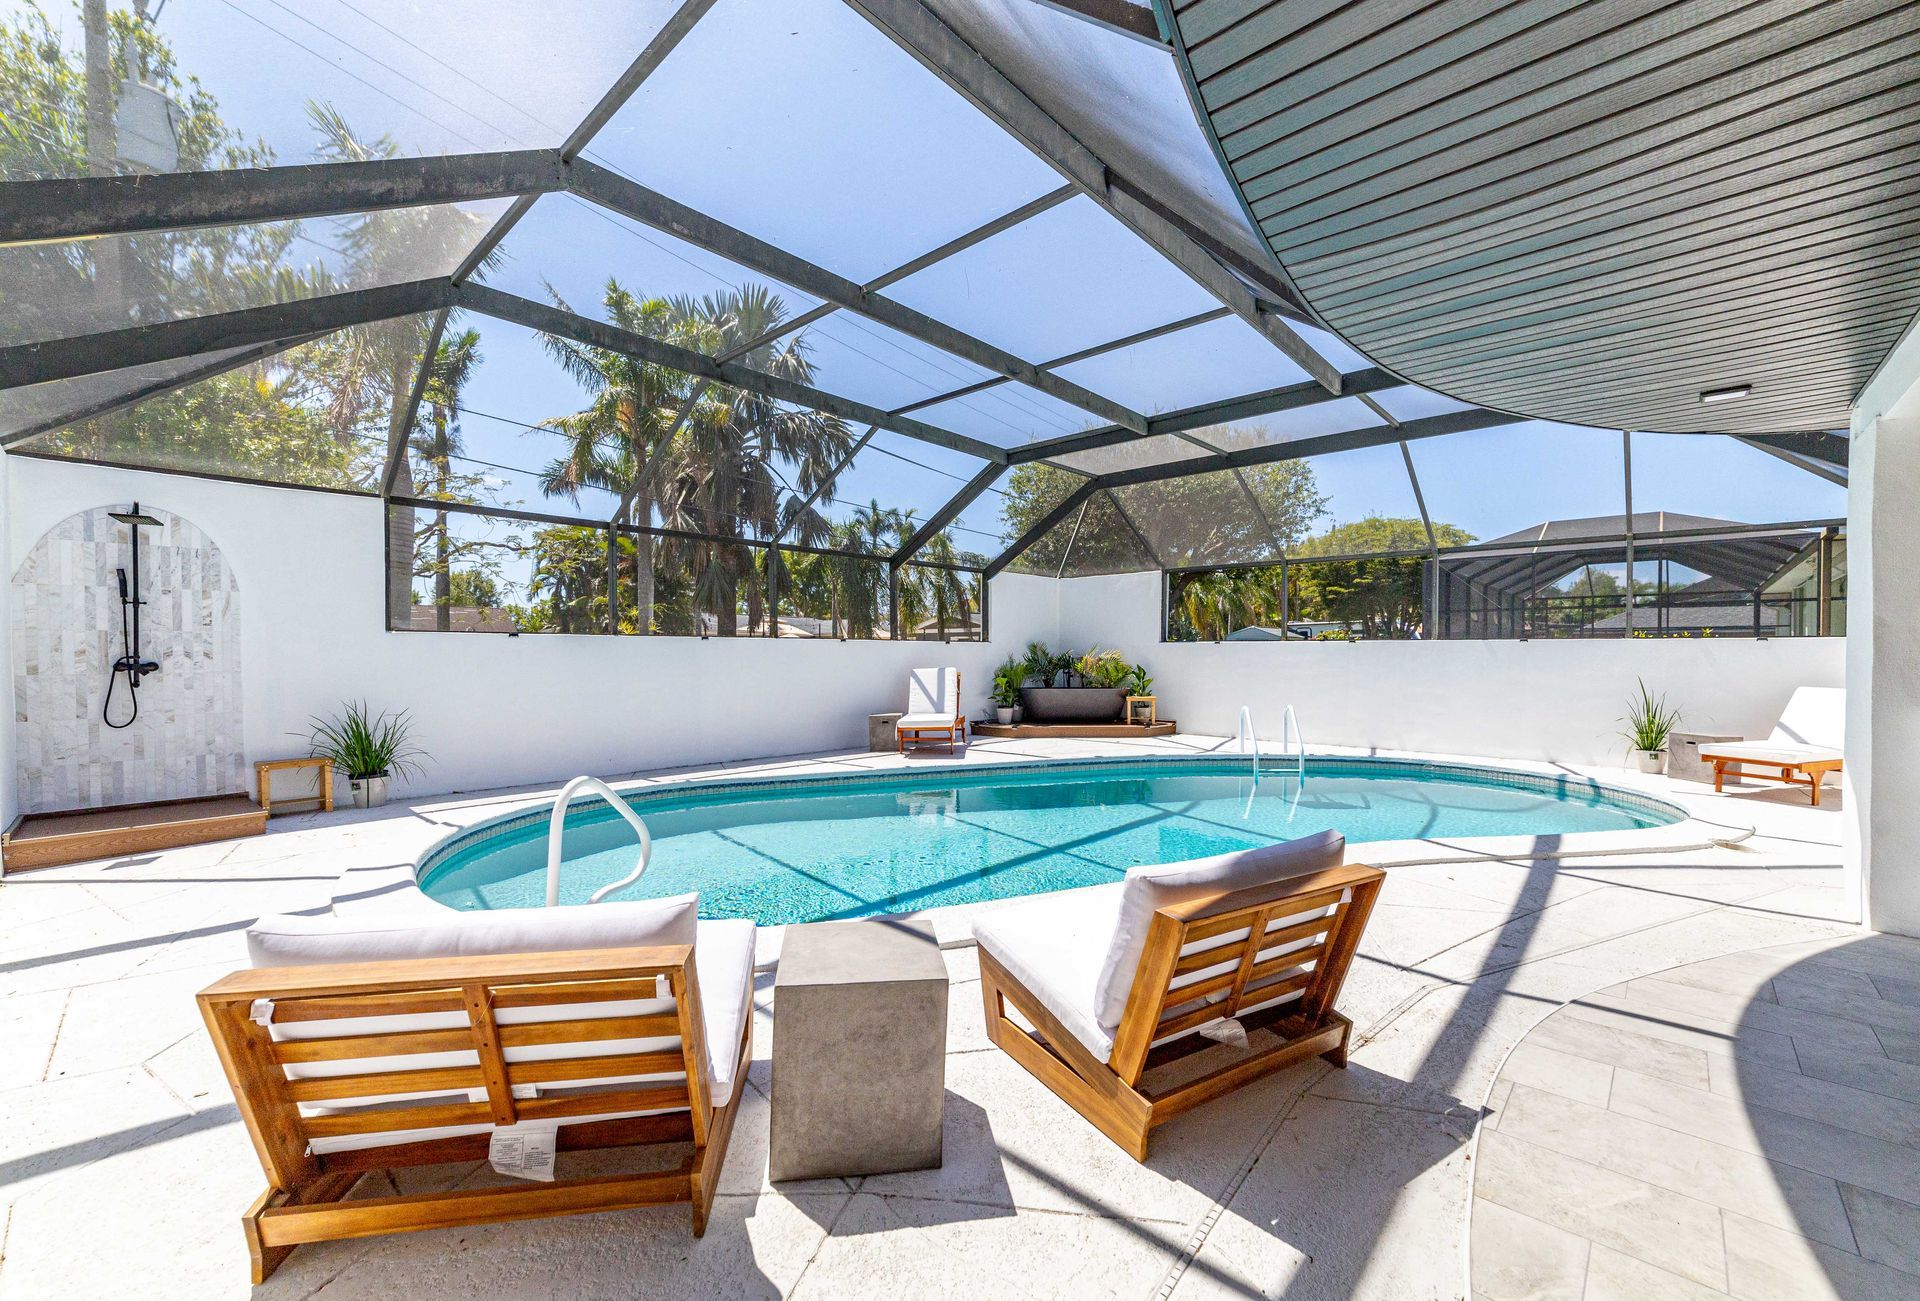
[972,720,1178,739]
[2,794,267,873]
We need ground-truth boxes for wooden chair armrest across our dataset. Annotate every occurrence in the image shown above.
[198,944,698,1004]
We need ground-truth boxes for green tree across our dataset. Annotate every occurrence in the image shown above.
[901,531,979,640]
[781,502,898,638]
[536,282,853,635]
[1291,516,1476,639]
[1165,515,1477,641]
[997,448,1327,575]
[409,329,519,630]
[446,569,503,609]
[525,526,610,635]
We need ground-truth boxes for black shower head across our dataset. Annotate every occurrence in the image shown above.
[108,502,161,527]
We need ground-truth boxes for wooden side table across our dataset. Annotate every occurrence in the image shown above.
[255,757,334,815]
[1126,695,1158,725]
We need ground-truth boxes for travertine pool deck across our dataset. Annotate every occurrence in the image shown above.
[0,736,1871,1298]
[1472,934,1920,1301]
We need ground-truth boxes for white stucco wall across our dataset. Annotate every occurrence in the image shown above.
[0,450,14,827]
[0,455,1852,826]
[5,457,1061,802]
[1847,314,1920,937]
[1058,571,1846,768]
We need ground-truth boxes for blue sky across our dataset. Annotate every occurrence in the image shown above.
[18,0,1845,578]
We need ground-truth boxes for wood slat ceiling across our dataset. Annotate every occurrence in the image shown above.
[1163,0,1920,434]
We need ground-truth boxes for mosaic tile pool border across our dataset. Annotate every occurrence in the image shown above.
[415,754,1690,884]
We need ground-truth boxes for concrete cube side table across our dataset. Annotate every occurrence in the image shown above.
[867,712,904,752]
[770,918,948,1182]
[1669,732,1742,784]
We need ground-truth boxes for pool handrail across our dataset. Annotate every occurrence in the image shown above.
[1237,705,1261,774]
[545,775,653,907]
[1280,704,1305,773]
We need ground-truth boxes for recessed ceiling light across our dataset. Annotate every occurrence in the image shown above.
[1700,384,1753,404]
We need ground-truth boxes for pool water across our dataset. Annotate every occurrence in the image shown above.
[419,761,1680,925]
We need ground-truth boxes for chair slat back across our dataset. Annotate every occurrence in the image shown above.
[1109,864,1384,1083]
[199,946,706,1185]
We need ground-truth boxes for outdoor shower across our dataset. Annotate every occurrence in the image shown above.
[103,503,162,729]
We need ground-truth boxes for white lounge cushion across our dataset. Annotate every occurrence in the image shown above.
[243,898,754,1153]
[906,666,959,719]
[1093,831,1347,1029]
[247,894,699,967]
[1700,741,1843,766]
[691,917,756,1106]
[971,883,1124,1061]
[897,712,961,728]
[1768,685,1844,751]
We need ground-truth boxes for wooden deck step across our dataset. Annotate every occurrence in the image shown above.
[2,793,267,873]
[972,721,1178,739]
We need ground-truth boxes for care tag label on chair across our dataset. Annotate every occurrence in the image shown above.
[488,1123,559,1182]
[1200,1017,1250,1050]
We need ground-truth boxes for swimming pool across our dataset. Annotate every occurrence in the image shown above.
[417,759,1683,925]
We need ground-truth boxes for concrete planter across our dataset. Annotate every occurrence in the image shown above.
[1630,749,1666,774]
[995,706,1015,724]
[350,773,391,808]
[1019,686,1127,723]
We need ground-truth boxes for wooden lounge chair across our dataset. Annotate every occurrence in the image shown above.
[1700,685,1845,806]
[197,898,754,1282]
[971,831,1382,1159]
[897,666,966,753]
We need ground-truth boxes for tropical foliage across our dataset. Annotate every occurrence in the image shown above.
[4,4,489,497]
[1166,516,1476,641]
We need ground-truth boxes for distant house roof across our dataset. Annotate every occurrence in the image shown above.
[406,605,518,634]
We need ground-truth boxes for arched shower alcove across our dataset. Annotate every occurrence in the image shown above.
[9,503,243,813]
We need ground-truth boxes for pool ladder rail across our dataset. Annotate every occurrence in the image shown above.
[544,775,653,907]
[1237,705,1306,775]
[1237,705,1307,821]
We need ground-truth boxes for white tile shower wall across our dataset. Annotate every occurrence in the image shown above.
[6,458,1064,802]
[9,503,244,812]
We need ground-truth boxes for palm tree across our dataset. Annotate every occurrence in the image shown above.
[656,287,852,635]
[905,531,974,640]
[536,282,854,635]
[536,283,687,632]
[303,104,495,461]
[412,329,482,631]
[298,104,499,623]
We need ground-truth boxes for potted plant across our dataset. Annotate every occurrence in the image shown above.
[1124,663,1156,724]
[308,700,428,808]
[990,659,1024,725]
[1619,678,1680,774]
[1021,641,1055,688]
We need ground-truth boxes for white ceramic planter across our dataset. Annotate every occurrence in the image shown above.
[350,773,391,808]
[995,707,1015,724]
[1631,749,1666,774]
